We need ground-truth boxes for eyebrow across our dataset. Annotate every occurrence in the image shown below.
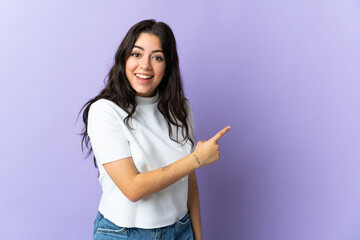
[133,45,164,53]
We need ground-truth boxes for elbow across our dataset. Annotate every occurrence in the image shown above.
[127,194,140,203]
[116,176,143,202]
[124,188,142,202]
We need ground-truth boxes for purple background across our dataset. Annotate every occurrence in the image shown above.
[1,0,359,239]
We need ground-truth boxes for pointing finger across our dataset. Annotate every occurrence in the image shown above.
[210,126,231,142]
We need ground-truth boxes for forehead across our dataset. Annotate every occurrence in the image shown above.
[134,33,163,50]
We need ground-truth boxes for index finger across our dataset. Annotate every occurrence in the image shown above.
[210,126,231,142]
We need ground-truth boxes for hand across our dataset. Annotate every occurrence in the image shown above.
[192,126,231,167]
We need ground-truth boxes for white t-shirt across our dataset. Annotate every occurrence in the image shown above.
[87,91,195,228]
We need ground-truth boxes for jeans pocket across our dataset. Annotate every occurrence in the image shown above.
[94,212,128,239]
[175,212,191,227]
[175,212,194,239]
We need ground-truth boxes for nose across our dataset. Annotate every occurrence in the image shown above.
[140,56,152,70]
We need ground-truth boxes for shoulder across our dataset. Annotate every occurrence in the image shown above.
[87,99,125,135]
[89,99,123,116]
[184,99,195,126]
[90,98,117,111]
[184,99,191,109]
[88,99,122,126]
[184,99,194,114]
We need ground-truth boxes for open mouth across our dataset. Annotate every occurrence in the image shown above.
[135,73,153,80]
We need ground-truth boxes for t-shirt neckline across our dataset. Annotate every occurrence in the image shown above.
[135,91,159,105]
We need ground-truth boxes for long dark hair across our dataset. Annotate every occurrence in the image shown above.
[77,19,195,168]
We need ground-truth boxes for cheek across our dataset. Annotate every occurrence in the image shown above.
[125,59,138,73]
[156,63,166,76]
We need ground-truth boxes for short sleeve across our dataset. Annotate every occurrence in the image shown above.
[87,100,132,164]
[185,101,196,152]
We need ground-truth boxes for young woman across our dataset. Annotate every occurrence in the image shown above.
[79,19,230,240]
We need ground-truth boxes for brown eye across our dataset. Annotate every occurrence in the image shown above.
[153,56,163,62]
[131,53,140,57]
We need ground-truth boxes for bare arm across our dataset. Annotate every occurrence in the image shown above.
[103,126,231,202]
[188,171,202,240]
[103,154,199,202]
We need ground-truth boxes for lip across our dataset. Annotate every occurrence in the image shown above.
[135,72,153,76]
[135,73,153,83]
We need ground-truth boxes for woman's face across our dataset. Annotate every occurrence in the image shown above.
[125,33,166,97]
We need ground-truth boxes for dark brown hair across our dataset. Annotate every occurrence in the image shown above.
[77,19,194,168]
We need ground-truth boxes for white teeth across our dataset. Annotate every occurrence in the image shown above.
[136,74,153,79]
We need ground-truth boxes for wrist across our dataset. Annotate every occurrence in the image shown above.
[191,153,201,169]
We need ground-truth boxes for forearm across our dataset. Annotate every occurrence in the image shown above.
[131,154,199,201]
[105,126,230,202]
[188,172,202,240]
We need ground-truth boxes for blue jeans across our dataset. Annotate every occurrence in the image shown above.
[93,211,194,240]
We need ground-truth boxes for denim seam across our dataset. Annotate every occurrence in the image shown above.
[96,227,128,234]
[175,217,190,225]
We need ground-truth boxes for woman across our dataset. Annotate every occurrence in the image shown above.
[79,19,230,240]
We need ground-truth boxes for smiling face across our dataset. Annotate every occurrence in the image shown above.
[125,33,166,97]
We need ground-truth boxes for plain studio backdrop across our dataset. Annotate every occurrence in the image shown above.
[0,0,359,239]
